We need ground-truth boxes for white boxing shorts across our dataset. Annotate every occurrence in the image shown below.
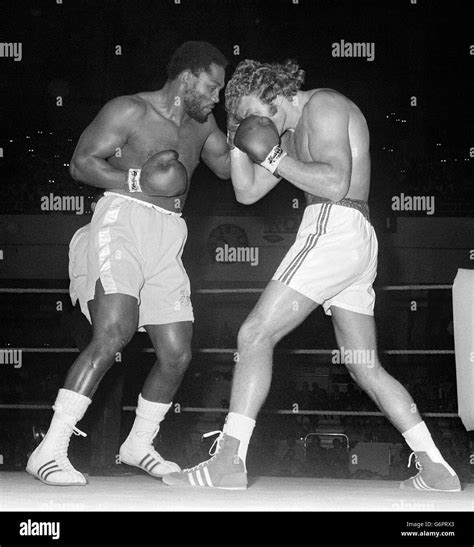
[273,198,378,316]
[69,192,193,330]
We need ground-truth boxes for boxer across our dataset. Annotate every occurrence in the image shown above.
[26,41,230,485]
[163,59,461,492]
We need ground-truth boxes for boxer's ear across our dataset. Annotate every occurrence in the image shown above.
[268,103,279,117]
[180,70,195,88]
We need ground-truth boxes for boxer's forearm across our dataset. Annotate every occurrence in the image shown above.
[276,155,349,201]
[230,150,280,204]
[70,155,127,189]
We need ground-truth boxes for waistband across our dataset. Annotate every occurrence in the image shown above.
[308,197,370,222]
[103,191,182,216]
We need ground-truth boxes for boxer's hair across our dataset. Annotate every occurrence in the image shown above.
[225,59,305,116]
[167,41,228,80]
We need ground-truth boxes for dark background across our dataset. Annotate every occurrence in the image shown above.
[0,0,472,216]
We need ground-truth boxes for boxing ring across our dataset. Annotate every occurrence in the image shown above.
[0,283,472,513]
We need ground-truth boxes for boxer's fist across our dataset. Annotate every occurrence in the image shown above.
[234,115,280,163]
[140,150,188,197]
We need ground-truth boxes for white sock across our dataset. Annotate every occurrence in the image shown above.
[223,412,256,465]
[402,421,451,468]
[125,394,171,447]
[48,388,91,439]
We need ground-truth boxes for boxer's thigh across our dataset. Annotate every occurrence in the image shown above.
[241,280,319,344]
[88,278,139,340]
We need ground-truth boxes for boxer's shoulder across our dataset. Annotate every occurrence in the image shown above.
[99,95,147,124]
[303,88,350,116]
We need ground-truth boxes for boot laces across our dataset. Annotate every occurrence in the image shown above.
[56,424,86,471]
[134,428,165,462]
[184,430,223,473]
[407,452,422,471]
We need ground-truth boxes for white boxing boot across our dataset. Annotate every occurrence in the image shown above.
[119,394,180,478]
[26,388,91,486]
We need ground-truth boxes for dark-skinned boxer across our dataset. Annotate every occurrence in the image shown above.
[26,42,230,485]
[164,59,460,492]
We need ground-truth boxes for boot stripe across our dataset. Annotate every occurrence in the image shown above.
[39,463,58,479]
[38,460,56,474]
[417,475,432,490]
[196,470,205,487]
[139,455,151,468]
[43,467,61,481]
[414,475,429,490]
[417,475,430,490]
[144,458,156,471]
[188,472,196,486]
[203,467,213,487]
[148,461,159,473]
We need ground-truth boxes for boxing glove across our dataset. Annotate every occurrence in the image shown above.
[126,150,188,197]
[234,115,287,174]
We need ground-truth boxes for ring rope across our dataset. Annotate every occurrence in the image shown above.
[0,404,457,418]
[2,347,454,355]
[0,284,453,294]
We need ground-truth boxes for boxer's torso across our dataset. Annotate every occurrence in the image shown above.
[281,88,371,206]
[107,91,213,211]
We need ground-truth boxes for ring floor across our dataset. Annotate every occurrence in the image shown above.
[1,472,472,511]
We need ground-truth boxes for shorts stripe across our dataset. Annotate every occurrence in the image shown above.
[97,200,123,293]
[278,203,331,285]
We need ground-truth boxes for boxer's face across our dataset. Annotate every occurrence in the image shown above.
[183,63,225,123]
[235,95,284,134]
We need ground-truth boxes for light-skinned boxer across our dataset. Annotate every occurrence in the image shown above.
[27,42,230,485]
[163,59,461,492]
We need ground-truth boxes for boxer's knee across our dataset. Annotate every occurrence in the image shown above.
[88,321,135,365]
[238,316,276,350]
[158,346,192,378]
[346,357,382,393]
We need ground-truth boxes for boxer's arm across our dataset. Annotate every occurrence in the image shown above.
[70,97,145,189]
[201,115,231,179]
[276,94,352,201]
[230,150,282,204]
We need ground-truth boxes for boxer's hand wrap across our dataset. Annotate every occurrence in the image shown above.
[127,168,142,192]
[260,145,287,175]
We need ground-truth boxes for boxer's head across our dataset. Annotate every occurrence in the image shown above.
[167,41,228,123]
[225,59,305,133]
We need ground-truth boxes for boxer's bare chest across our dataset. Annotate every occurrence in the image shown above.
[109,107,209,179]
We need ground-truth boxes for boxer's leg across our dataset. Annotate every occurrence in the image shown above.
[64,279,138,396]
[163,281,318,489]
[142,321,193,402]
[26,280,138,486]
[330,305,460,492]
[230,281,317,418]
[119,322,192,477]
[331,307,421,432]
